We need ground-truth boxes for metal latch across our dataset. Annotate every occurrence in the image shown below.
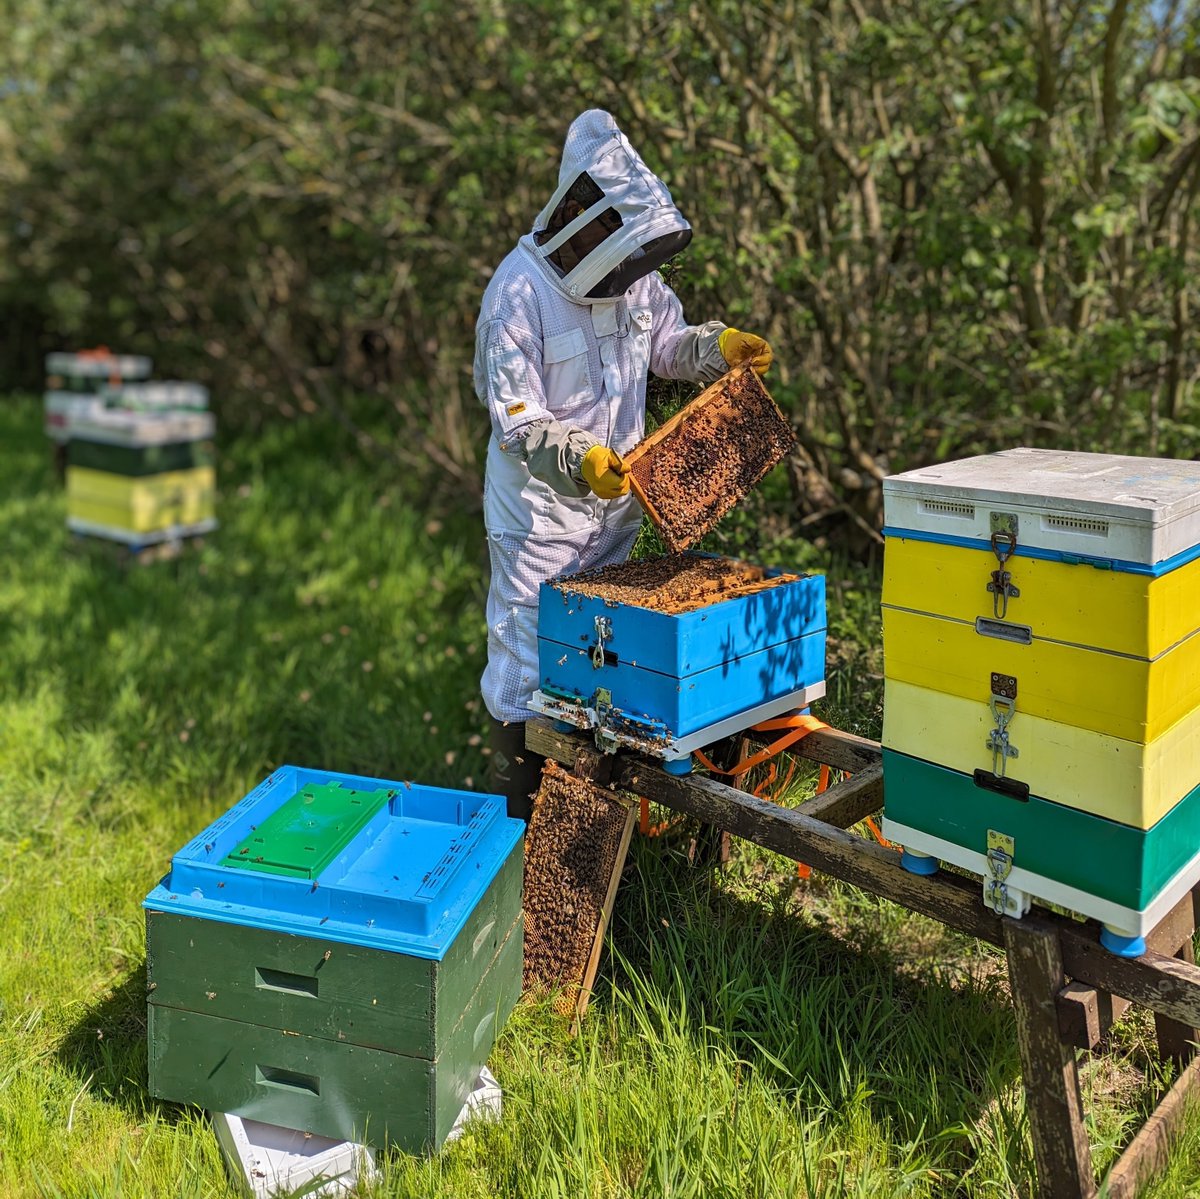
[592,687,619,753]
[591,615,613,670]
[986,672,1019,778]
[986,512,1020,619]
[985,829,1016,916]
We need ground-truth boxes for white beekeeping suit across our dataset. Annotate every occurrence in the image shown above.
[474,110,768,810]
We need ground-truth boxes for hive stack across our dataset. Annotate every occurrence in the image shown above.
[43,349,152,446]
[144,765,524,1152]
[531,553,826,771]
[66,391,217,549]
[879,448,1200,954]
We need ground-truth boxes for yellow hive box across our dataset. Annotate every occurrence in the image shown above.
[883,678,1200,828]
[883,535,1200,661]
[67,466,216,534]
[67,465,215,504]
[882,606,1200,743]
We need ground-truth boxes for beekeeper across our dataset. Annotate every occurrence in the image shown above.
[474,109,772,819]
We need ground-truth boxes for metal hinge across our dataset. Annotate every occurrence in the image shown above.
[986,512,1020,619]
[986,672,1019,778]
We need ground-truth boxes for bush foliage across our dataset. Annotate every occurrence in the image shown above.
[2,0,1197,538]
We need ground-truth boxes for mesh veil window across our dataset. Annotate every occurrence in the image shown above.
[537,172,623,277]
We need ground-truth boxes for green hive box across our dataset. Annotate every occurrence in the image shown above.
[144,767,524,1151]
[67,438,214,477]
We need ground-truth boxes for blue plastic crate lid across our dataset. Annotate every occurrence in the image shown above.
[143,765,524,960]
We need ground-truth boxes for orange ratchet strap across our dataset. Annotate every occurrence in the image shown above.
[692,713,830,777]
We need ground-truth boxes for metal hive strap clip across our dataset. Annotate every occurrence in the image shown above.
[986,671,1020,778]
[986,512,1021,619]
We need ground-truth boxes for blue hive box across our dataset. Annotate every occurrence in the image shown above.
[532,554,826,761]
[144,766,524,1152]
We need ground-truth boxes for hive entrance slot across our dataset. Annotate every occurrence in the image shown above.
[255,1065,321,1097]
[254,966,319,998]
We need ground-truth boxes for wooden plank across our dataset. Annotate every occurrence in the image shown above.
[1058,940,1200,1031]
[528,718,882,784]
[1003,921,1097,1199]
[1057,983,1103,1051]
[611,751,1007,949]
[794,762,883,828]
[1154,912,1199,1066]
[762,726,882,775]
[1103,1056,1200,1199]
[1057,890,1200,1050]
[573,744,616,787]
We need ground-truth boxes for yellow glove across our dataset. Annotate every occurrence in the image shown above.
[581,445,630,500]
[718,328,773,375]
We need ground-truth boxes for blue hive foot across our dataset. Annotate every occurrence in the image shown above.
[663,756,693,776]
[900,849,939,876]
[1100,925,1146,958]
[552,720,575,734]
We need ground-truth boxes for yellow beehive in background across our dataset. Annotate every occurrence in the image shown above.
[66,408,218,548]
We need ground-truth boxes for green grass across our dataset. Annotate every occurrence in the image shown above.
[1,394,1199,1197]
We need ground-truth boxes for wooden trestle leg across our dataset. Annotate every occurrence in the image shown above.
[1004,920,1097,1199]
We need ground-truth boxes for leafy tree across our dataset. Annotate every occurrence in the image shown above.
[1,0,1196,540]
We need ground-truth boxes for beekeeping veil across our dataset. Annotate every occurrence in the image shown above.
[531,110,693,301]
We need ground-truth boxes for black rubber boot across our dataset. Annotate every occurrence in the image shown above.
[488,718,545,824]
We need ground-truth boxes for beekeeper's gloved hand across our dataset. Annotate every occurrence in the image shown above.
[719,328,773,375]
[581,445,630,500]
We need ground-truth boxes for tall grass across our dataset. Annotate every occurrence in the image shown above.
[1,395,1197,1197]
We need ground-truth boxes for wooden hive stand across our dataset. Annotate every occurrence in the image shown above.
[526,718,1200,1199]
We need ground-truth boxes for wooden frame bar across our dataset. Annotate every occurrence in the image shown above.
[526,719,1200,1199]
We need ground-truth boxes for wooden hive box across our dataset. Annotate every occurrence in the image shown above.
[144,766,524,1152]
[626,365,795,553]
[534,553,826,759]
[107,380,210,412]
[43,350,153,444]
[879,448,1200,943]
[66,409,219,544]
[66,466,217,534]
[67,436,214,477]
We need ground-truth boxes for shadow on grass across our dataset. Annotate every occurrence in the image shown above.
[55,963,187,1126]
